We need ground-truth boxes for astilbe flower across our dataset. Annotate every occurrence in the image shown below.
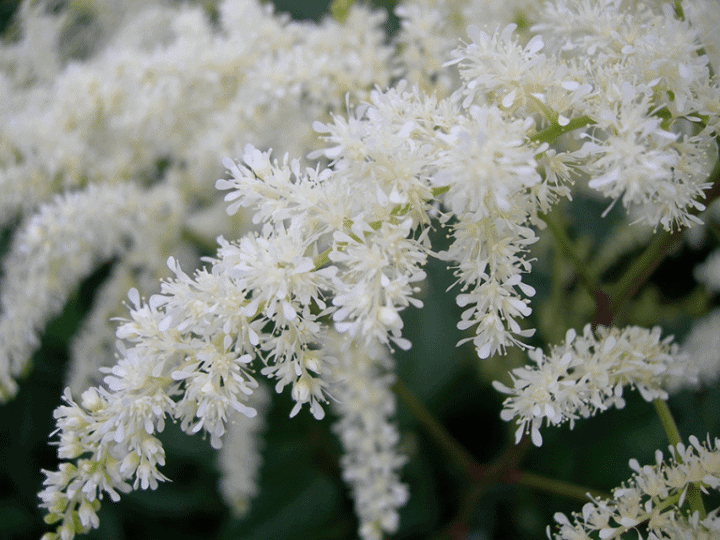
[448,0,719,231]
[492,324,697,446]
[36,79,544,537]
[393,0,543,96]
[0,0,393,403]
[39,264,268,539]
[32,0,720,538]
[0,183,185,401]
[550,435,720,540]
[218,141,431,356]
[38,137,417,538]
[308,81,547,359]
[534,0,718,231]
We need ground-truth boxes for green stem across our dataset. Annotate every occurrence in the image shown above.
[607,157,720,319]
[546,230,567,343]
[516,471,608,501]
[653,399,681,447]
[682,486,707,520]
[673,0,685,19]
[607,230,678,317]
[392,380,478,474]
[538,211,598,299]
[530,115,594,146]
[392,379,608,502]
[653,399,707,518]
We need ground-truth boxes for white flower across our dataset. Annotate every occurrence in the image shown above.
[433,104,543,219]
[330,218,427,352]
[29,1,720,538]
[575,82,711,231]
[440,217,538,359]
[223,228,332,323]
[39,277,262,538]
[38,384,169,540]
[215,229,337,420]
[447,24,549,111]
[532,0,720,232]
[685,0,720,75]
[1,0,395,408]
[550,435,720,540]
[493,325,696,446]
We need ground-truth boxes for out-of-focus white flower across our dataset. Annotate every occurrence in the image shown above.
[217,384,270,518]
[326,332,408,540]
[0,184,184,402]
[685,0,720,75]
[394,0,543,96]
[695,249,720,293]
[681,309,720,388]
[66,265,157,396]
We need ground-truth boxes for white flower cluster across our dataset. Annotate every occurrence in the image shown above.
[0,0,393,402]
[0,183,184,401]
[24,0,720,538]
[39,279,263,540]
[450,0,719,232]
[305,81,546,359]
[393,0,542,96]
[550,435,720,540]
[493,325,697,446]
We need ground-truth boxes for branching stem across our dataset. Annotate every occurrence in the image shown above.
[392,379,609,501]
